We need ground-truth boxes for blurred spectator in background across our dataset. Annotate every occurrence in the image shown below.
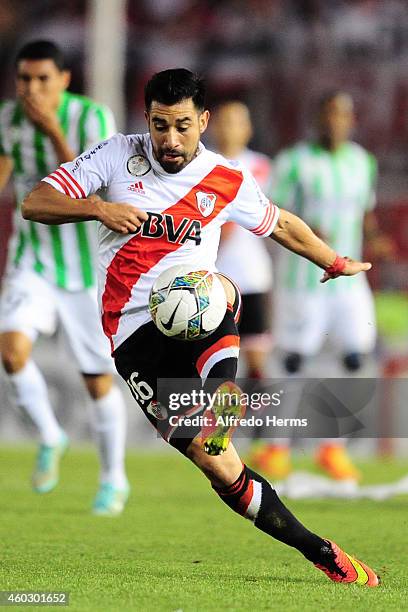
[213,101,274,386]
[251,90,394,481]
[0,40,129,515]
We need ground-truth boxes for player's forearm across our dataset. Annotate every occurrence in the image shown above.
[22,182,101,224]
[271,208,337,269]
[23,182,149,233]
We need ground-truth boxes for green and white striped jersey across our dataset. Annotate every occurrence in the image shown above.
[0,91,116,290]
[271,141,377,292]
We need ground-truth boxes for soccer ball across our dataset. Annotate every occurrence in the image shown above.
[148,265,227,340]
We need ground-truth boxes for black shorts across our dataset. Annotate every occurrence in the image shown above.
[114,289,241,455]
[239,292,271,336]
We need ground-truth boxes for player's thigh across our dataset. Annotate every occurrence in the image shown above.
[332,284,377,353]
[114,322,165,426]
[216,273,237,306]
[0,268,57,341]
[55,287,114,375]
[114,322,196,451]
[274,290,327,356]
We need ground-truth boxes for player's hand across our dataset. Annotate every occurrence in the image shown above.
[22,95,61,135]
[96,199,149,234]
[320,257,372,283]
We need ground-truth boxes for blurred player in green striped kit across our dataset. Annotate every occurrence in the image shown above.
[252,91,392,481]
[0,41,129,515]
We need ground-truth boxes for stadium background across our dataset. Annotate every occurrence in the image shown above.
[0,0,407,454]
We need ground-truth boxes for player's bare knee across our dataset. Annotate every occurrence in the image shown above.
[0,333,31,374]
[1,350,28,374]
[82,373,113,400]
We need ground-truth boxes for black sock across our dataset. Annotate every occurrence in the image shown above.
[213,464,327,562]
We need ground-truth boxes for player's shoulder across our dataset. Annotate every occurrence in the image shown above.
[272,142,309,177]
[274,141,308,161]
[94,132,146,152]
[0,99,17,111]
[70,133,130,173]
[0,99,19,125]
[244,148,271,164]
[207,149,246,176]
[347,140,376,162]
[64,91,113,117]
[126,132,152,156]
[79,132,153,175]
[206,149,268,203]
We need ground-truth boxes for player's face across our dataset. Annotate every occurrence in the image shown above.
[16,59,70,110]
[211,102,252,152]
[318,94,355,143]
[146,99,210,173]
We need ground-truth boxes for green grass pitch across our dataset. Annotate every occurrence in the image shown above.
[0,446,407,611]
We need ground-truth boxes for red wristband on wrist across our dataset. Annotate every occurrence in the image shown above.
[325,255,347,278]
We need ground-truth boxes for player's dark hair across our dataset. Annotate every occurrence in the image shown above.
[15,40,66,71]
[144,69,206,111]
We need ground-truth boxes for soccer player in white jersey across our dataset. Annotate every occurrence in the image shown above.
[264,91,388,481]
[22,69,379,585]
[0,41,129,515]
[212,101,273,381]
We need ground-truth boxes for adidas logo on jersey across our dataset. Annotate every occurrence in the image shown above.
[128,181,145,195]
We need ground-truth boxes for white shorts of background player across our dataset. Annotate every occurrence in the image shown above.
[0,268,114,374]
[274,276,376,357]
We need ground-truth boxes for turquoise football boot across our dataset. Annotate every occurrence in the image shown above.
[32,432,69,493]
[92,482,130,516]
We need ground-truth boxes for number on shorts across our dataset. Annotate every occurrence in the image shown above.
[126,371,154,410]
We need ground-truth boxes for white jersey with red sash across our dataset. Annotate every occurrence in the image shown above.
[42,133,279,351]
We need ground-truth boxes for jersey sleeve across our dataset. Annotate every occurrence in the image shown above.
[41,133,122,199]
[227,166,280,237]
[269,148,299,211]
[365,152,377,212]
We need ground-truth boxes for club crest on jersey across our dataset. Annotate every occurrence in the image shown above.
[127,154,151,177]
[195,192,217,217]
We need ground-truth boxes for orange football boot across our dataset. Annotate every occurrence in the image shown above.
[315,540,379,586]
[249,444,292,479]
[316,443,361,481]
